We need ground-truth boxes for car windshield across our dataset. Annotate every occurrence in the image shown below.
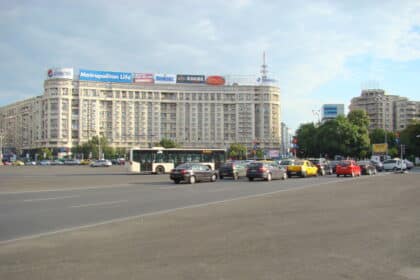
[339,161,351,166]
[176,163,192,169]
[280,160,294,165]
[383,160,396,164]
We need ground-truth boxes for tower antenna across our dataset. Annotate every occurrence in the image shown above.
[260,51,268,80]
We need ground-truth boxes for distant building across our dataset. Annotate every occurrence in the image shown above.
[321,104,345,121]
[349,89,420,131]
[0,67,282,157]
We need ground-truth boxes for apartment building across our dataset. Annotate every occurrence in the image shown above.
[0,68,282,156]
[349,89,419,131]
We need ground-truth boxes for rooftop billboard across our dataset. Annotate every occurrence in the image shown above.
[154,73,176,84]
[79,69,132,83]
[133,73,154,84]
[47,68,74,79]
[176,74,205,84]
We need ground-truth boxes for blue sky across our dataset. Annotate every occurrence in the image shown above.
[1,0,420,131]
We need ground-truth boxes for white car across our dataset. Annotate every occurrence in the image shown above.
[404,159,414,170]
[90,159,112,167]
[383,159,407,171]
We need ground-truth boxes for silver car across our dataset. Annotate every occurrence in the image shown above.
[90,159,112,167]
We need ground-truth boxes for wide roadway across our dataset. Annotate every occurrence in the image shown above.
[0,166,419,279]
[0,166,356,242]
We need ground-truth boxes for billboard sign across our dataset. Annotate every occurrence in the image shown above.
[47,68,74,79]
[323,106,338,117]
[133,73,154,84]
[176,74,205,84]
[79,69,132,83]
[154,73,176,84]
[372,143,388,154]
[206,75,225,86]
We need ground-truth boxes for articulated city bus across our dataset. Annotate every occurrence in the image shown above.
[128,147,226,174]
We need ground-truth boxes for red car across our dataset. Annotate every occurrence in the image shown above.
[336,160,361,177]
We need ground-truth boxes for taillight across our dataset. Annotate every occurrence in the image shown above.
[259,167,267,172]
[180,169,189,174]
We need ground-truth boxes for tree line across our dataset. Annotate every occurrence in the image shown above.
[295,109,420,160]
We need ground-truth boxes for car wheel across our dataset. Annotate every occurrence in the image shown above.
[211,174,217,182]
[174,179,180,184]
[393,167,397,171]
[220,175,224,180]
[189,176,196,184]
[336,174,340,177]
[266,173,272,181]
[248,177,254,181]
[233,173,239,180]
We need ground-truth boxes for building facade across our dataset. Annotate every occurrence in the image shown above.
[349,89,419,131]
[0,68,282,157]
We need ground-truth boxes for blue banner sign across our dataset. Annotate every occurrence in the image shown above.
[79,69,132,83]
[323,106,338,116]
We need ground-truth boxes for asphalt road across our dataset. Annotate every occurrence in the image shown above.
[0,166,419,279]
[0,166,366,243]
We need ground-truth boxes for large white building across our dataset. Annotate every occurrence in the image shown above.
[349,89,420,131]
[0,68,282,157]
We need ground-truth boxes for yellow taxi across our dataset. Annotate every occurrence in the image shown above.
[287,159,318,178]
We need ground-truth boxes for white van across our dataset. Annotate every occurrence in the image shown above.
[383,159,407,171]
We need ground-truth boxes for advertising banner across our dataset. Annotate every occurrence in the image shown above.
[154,73,176,84]
[133,73,154,84]
[372,143,388,154]
[323,106,338,117]
[47,68,74,79]
[79,69,132,83]
[176,74,205,84]
[206,75,225,86]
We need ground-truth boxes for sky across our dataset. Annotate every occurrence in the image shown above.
[1,0,420,132]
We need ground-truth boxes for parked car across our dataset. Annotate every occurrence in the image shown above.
[308,158,333,175]
[50,159,64,165]
[329,160,341,173]
[90,159,112,167]
[64,159,81,165]
[287,160,318,178]
[12,160,25,166]
[404,159,414,170]
[219,161,247,180]
[383,159,407,171]
[336,160,361,177]
[357,160,377,175]
[80,159,92,165]
[170,163,218,184]
[246,161,287,181]
[370,159,384,172]
[39,160,51,166]
[25,160,37,166]
[279,158,296,169]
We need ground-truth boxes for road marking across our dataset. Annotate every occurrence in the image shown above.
[0,184,136,195]
[22,195,80,202]
[70,200,128,208]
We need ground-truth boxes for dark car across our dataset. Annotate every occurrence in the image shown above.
[308,158,333,175]
[329,160,340,173]
[370,160,384,172]
[246,161,287,181]
[170,163,218,184]
[357,160,377,175]
[219,161,247,180]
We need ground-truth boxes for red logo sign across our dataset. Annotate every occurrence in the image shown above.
[206,75,225,86]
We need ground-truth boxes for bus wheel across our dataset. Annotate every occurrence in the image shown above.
[189,176,196,184]
[156,166,165,174]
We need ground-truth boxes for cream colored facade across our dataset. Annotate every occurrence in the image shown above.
[0,78,281,155]
[349,89,419,131]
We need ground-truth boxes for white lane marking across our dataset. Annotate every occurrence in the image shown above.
[22,195,80,202]
[0,180,348,245]
[0,183,137,195]
[70,200,128,208]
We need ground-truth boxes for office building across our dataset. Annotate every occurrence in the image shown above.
[349,89,419,131]
[0,68,282,157]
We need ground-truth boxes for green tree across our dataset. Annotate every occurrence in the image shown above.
[295,123,318,157]
[347,110,370,158]
[228,143,247,160]
[399,122,420,158]
[159,138,179,148]
[38,148,53,160]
